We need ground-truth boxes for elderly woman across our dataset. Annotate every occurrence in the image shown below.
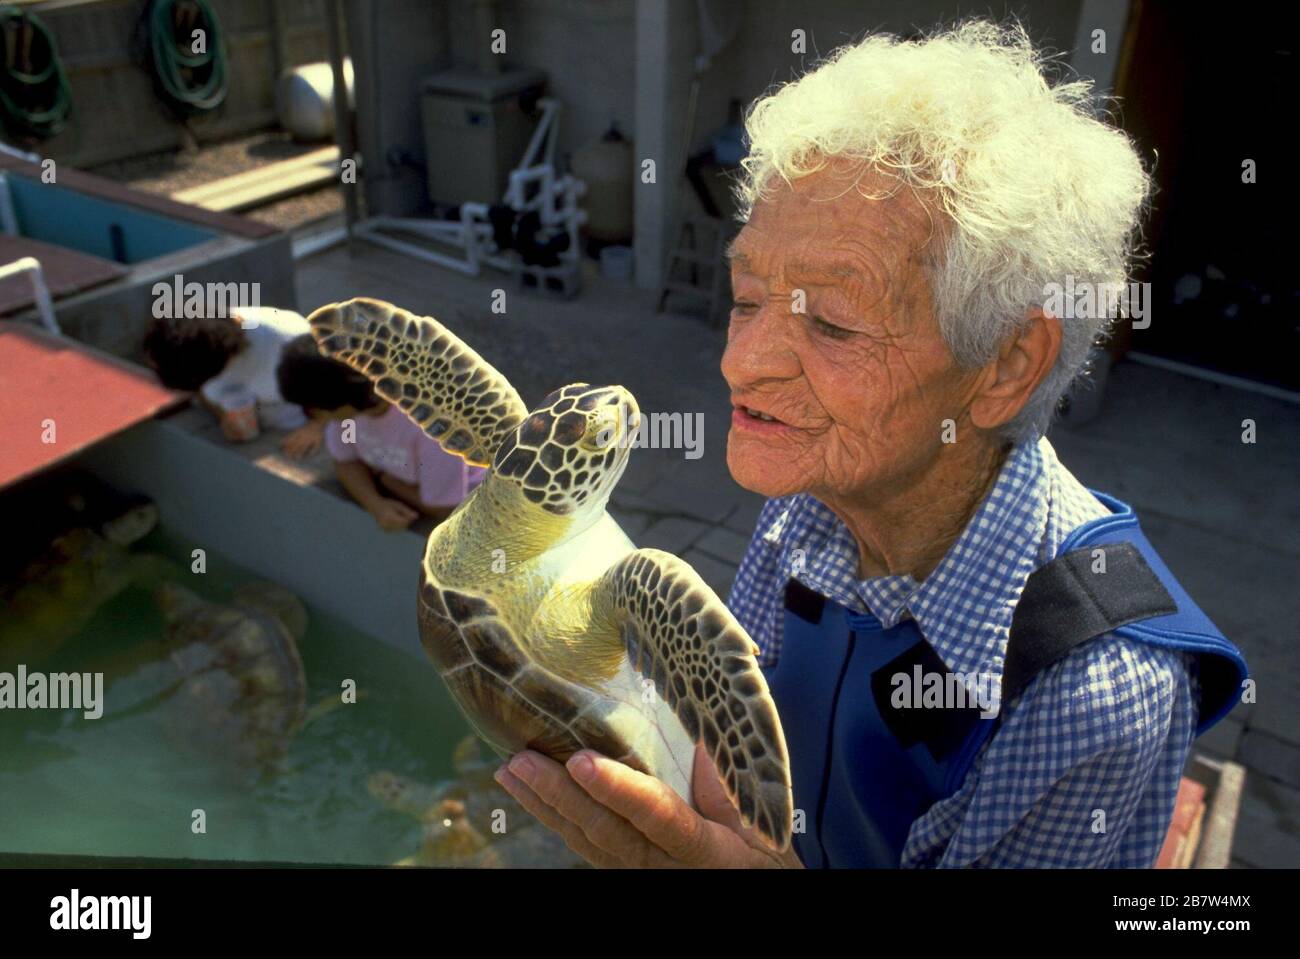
[494,22,1246,868]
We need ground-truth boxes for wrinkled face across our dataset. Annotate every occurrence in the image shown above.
[492,384,641,516]
[723,162,981,506]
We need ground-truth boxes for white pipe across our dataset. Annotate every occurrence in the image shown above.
[291,225,350,260]
[0,141,40,164]
[353,222,481,276]
[518,98,556,176]
[1125,351,1300,405]
[0,256,60,334]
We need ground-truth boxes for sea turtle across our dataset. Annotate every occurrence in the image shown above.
[368,734,512,826]
[384,797,500,868]
[0,469,160,581]
[0,482,173,671]
[84,579,346,773]
[368,737,585,868]
[309,297,793,850]
[150,580,311,769]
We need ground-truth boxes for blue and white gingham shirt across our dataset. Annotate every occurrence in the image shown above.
[728,437,1199,868]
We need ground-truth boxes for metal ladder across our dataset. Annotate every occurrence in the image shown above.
[656,214,734,326]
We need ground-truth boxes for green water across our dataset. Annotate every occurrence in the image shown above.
[0,527,473,865]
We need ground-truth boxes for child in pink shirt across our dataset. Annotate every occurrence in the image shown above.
[277,334,486,530]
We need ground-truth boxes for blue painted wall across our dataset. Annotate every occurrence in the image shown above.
[7,175,216,264]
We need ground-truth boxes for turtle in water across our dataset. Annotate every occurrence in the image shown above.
[0,480,173,671]
[410,799,499,868]
[150,580,310,769]
[369,734,510,827]
[368,736,585,868]
[310,297,793,850]
[87,579,348,774]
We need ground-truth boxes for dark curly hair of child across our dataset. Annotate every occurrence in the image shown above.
[276,333,381,413]
[141,316,245,391]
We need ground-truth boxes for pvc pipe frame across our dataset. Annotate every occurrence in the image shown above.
[0,171,59,334]
[354,202,507,276]
[0,256,61,335]
[351,98,587,278]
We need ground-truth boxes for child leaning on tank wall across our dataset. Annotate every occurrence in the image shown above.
[141,307,327,457]
[275,334,487,532]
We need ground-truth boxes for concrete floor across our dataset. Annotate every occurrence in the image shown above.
[185,238,1297,867]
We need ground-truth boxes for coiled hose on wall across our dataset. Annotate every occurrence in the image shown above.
[144,0,228,115]
[0,4,71,140]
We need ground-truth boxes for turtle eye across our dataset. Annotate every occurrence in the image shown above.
[584,413,619,451]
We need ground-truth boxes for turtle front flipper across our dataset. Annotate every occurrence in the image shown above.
[595,549,794,851]
[308,297,528,466]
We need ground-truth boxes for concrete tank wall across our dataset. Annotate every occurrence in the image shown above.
[74,417,427,655]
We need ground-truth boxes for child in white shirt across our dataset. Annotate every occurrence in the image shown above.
[142,307,325,457]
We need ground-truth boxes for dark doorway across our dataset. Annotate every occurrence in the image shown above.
[1113,0,1298,391]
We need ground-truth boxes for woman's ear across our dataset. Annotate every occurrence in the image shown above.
[968,308,1062,431]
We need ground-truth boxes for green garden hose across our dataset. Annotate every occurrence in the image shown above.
[146,0,228,114]
[0,5,71,140]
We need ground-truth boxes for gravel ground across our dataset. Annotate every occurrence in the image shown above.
[86,129,343,232]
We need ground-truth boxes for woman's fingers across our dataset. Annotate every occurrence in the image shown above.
[564,751,717,866]
[493,767,622,868]
[495,752,677,868]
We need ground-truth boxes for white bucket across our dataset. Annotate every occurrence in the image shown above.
[212,383,260,442]
[599,245,633,281]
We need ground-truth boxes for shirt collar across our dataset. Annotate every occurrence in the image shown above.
[765,438,1052,706]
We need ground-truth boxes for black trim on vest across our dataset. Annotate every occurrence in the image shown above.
[1001,542,1177,707]
[870,641,984,762]
[784,579,826,624]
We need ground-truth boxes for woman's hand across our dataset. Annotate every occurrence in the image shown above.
[494,744,802,868]
[281,419,326,459]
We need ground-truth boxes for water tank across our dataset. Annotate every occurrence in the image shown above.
[571,124,634,243]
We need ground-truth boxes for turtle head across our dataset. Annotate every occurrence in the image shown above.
[100,498,159,547]
[492,383,640,518]
[155,581,207,624]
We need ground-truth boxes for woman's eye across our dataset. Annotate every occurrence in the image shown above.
[731,302,758,314]
[812,316,852,338]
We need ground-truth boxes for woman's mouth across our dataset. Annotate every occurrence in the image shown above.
[732,405,795,434]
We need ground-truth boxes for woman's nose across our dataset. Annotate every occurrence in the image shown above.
[721,305,801,387]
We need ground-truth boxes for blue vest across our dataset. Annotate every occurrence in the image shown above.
[761,491,1248,869]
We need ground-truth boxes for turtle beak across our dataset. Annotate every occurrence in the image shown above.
[619,392,641,438]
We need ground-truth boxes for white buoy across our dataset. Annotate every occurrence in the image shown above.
[275,59,354,141]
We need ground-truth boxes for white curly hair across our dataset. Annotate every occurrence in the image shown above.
[733,20,1152,440]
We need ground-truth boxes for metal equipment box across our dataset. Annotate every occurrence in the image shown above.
[420,67,547,206]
